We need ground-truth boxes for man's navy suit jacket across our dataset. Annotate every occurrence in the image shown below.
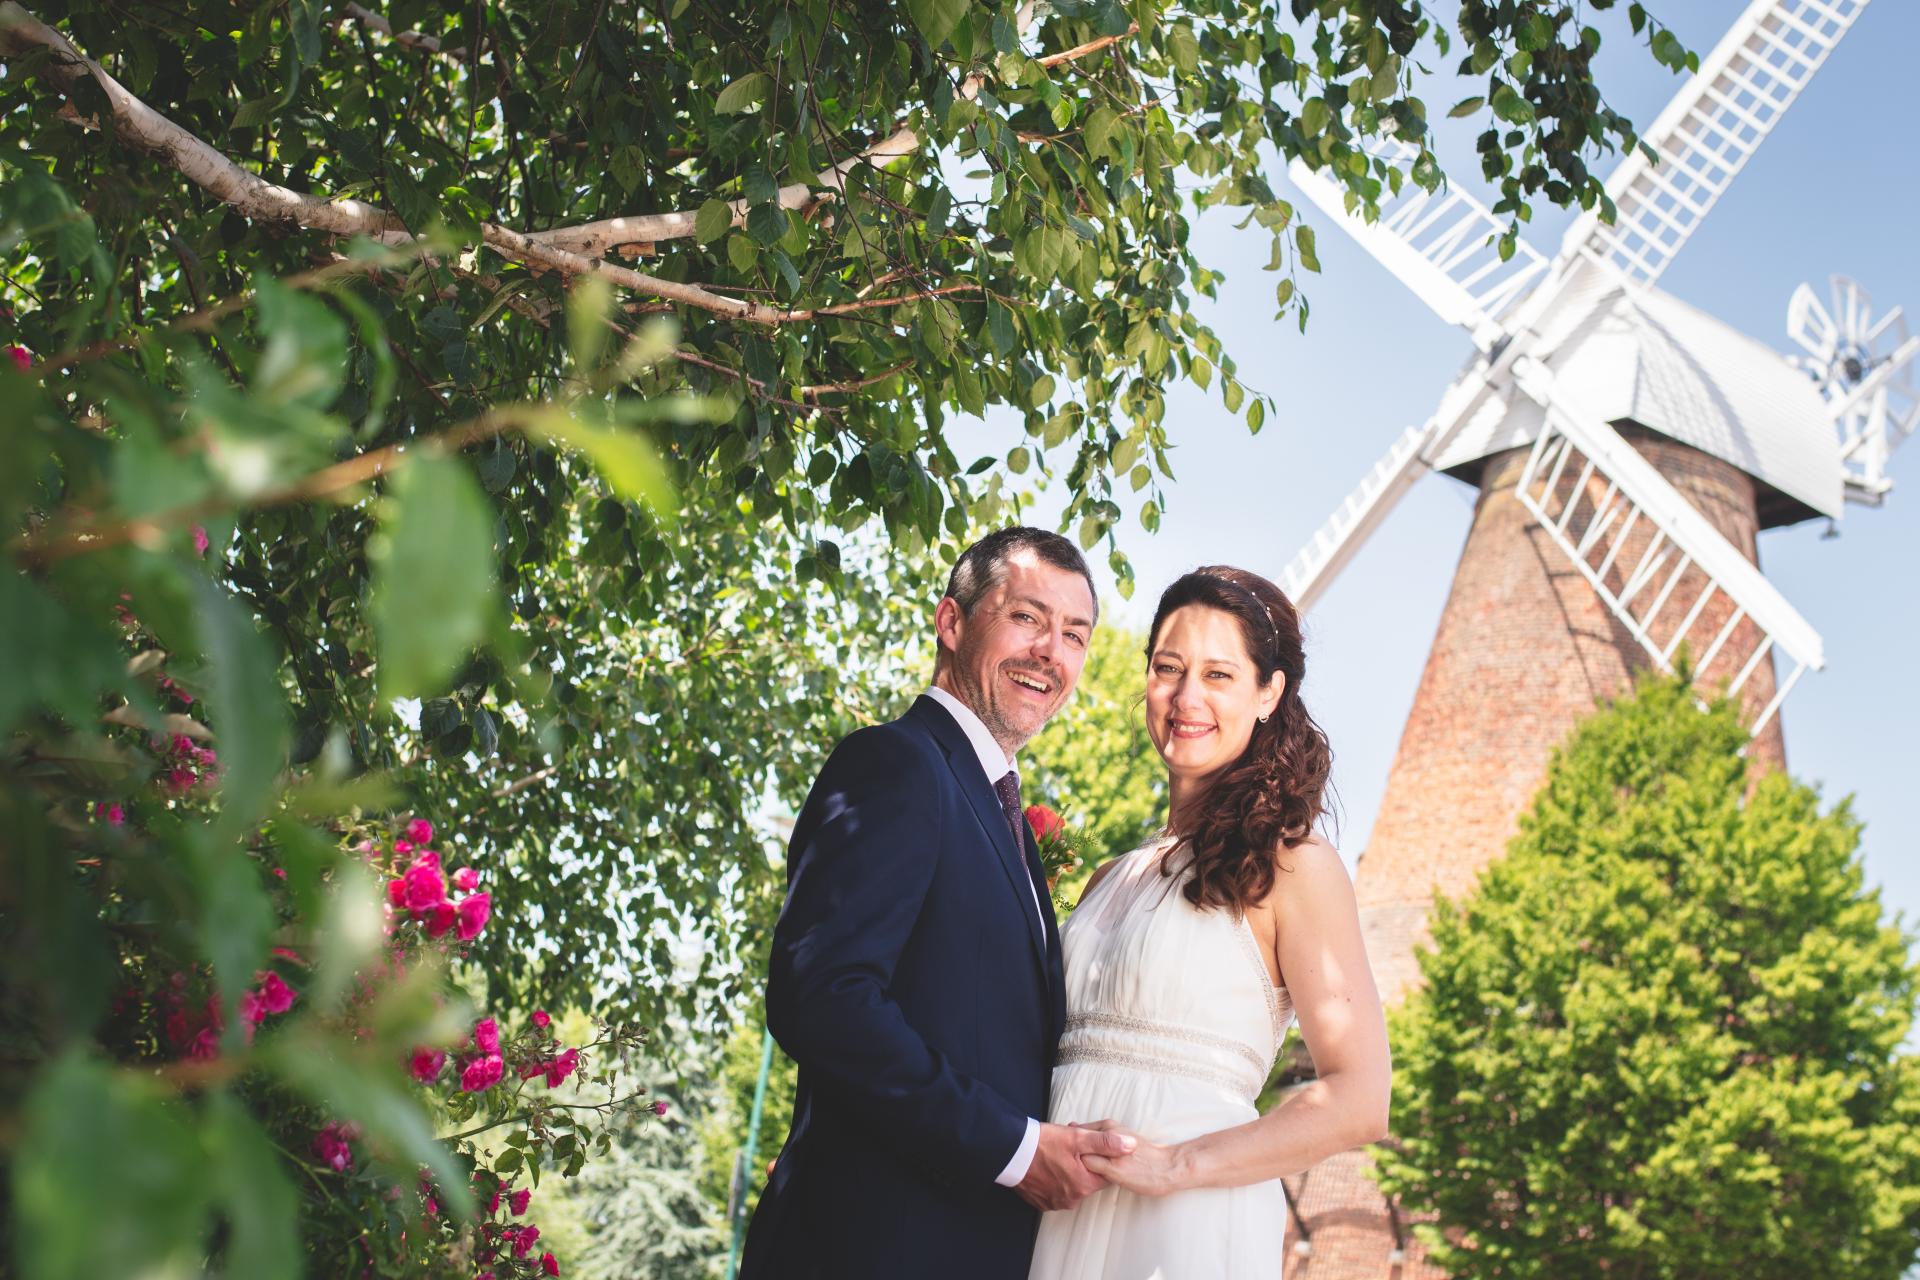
[739,695,1067,1279]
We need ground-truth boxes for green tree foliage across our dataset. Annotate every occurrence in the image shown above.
[1377,673,1920,1278]
[556,1053,726,1280]
[700,1011,800,1250]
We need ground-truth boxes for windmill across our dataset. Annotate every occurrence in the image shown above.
[1267,1,1915,1274]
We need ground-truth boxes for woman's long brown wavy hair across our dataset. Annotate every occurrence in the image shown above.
[1147,566,1333,914]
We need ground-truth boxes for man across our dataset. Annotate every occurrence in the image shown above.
[740,527,1135,1279]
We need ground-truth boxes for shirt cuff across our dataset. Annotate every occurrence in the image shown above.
[993,1117,1042,1187]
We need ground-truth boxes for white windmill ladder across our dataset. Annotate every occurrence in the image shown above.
[1508,358,1825,735]
[1287,141,1549,351]
[1561,0,1870,287]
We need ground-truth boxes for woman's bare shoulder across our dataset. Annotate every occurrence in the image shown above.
[1259,833,1351,912]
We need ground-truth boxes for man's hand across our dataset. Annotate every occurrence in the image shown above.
[1013,1121,1136,1211]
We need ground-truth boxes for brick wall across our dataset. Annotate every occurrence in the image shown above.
[1287,430,1780,1278]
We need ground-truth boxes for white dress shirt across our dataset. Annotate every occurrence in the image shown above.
[922,685,1045,1188]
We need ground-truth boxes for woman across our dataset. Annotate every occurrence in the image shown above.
[1028,566,1390,1278]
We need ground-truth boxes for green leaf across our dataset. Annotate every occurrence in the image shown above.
[183,825,274,1049]
[726,232,758,273]
[1222,378,1245,414]
[254,275,347,409]
[1448,95,1486,118]
[1246,398,1266,433]
[523,407,678,521]
[206,1094,300,1280]
[567,274,615,377]
[1491,82,1536,124]
[0,568,130,736]
[1028,374,1056,408]
[368,455,497,700]
[694,199,734,245]
[906,0,971,47]
[746,202,787,247]
[1168,23,1200,75]
[193,575,289,838]
[1301,97,1330,138]
[1295,224,1320,273]
[743,165,780,206]
[14,1052,211,1278]
[987,301,1018,356]
[1084,107,1119,159]
[714,71,771,114]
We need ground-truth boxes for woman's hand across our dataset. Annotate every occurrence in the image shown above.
[1072,1121,1191,1198]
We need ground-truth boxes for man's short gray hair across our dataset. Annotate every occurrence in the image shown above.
[943,526,1099,625]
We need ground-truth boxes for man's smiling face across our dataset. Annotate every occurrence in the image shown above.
[933,548,1097,758]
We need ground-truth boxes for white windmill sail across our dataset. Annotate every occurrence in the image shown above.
[1787,276,1920,504]
[1507,356,1824,733]
[1278,0,1867,738]
[1560,0,1869,287]
[1287,140,1549,352]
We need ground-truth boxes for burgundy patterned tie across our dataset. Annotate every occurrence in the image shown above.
[992,770,1026,852]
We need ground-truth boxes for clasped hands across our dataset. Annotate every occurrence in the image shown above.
[1013,1119,1185,1211]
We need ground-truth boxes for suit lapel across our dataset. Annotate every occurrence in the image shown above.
[910,697,1049,971]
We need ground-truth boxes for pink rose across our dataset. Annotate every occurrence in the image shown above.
[541,1252,560,1277]
[544,1047,580,1089]
[401,861,447,913]
[256,972,296,1015]
[425,902,458,938]
[312,1122,354,1172]
[652,1100,669,1117]
[509,1188,531,1216]
[6,344,29,370]
[473,1017,500,1054]
[455,892,491,940]
[191,524,210,557]
[406,818,434,844]
[453,866,480,892]
[531,1009,551,1030]
[460,1053,504,1093]
[410,1047,447,1083]
[386,878,407,907]
[512,1225,540,1258]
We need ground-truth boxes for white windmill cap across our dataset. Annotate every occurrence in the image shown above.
[1432,270,1846,527]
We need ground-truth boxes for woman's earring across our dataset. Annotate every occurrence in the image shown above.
[1258,714,1271,724]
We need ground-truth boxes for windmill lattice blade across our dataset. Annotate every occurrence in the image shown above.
[1287,142,1547,351]
[1510,360,1825,736]
[1279,420,1437,614]
[1563,0,1869,287]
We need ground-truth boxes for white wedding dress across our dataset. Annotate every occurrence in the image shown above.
[1029,837,1296,1279]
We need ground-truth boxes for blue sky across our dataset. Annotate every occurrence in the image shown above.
[985,0,1919,968]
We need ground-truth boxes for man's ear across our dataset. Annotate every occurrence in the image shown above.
[934,597,964,653]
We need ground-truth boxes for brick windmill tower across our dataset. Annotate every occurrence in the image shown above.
[1263,0,1918,1274]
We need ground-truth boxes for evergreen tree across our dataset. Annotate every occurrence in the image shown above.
[1377,673,1920,1278]
[560,1060,726,1280]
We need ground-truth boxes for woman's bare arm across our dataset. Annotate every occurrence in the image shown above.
[1082,837,1391,1194]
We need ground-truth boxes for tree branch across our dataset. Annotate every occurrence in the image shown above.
[0,4,787,324]
[11,409,526,567]
[334,2,468,61]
